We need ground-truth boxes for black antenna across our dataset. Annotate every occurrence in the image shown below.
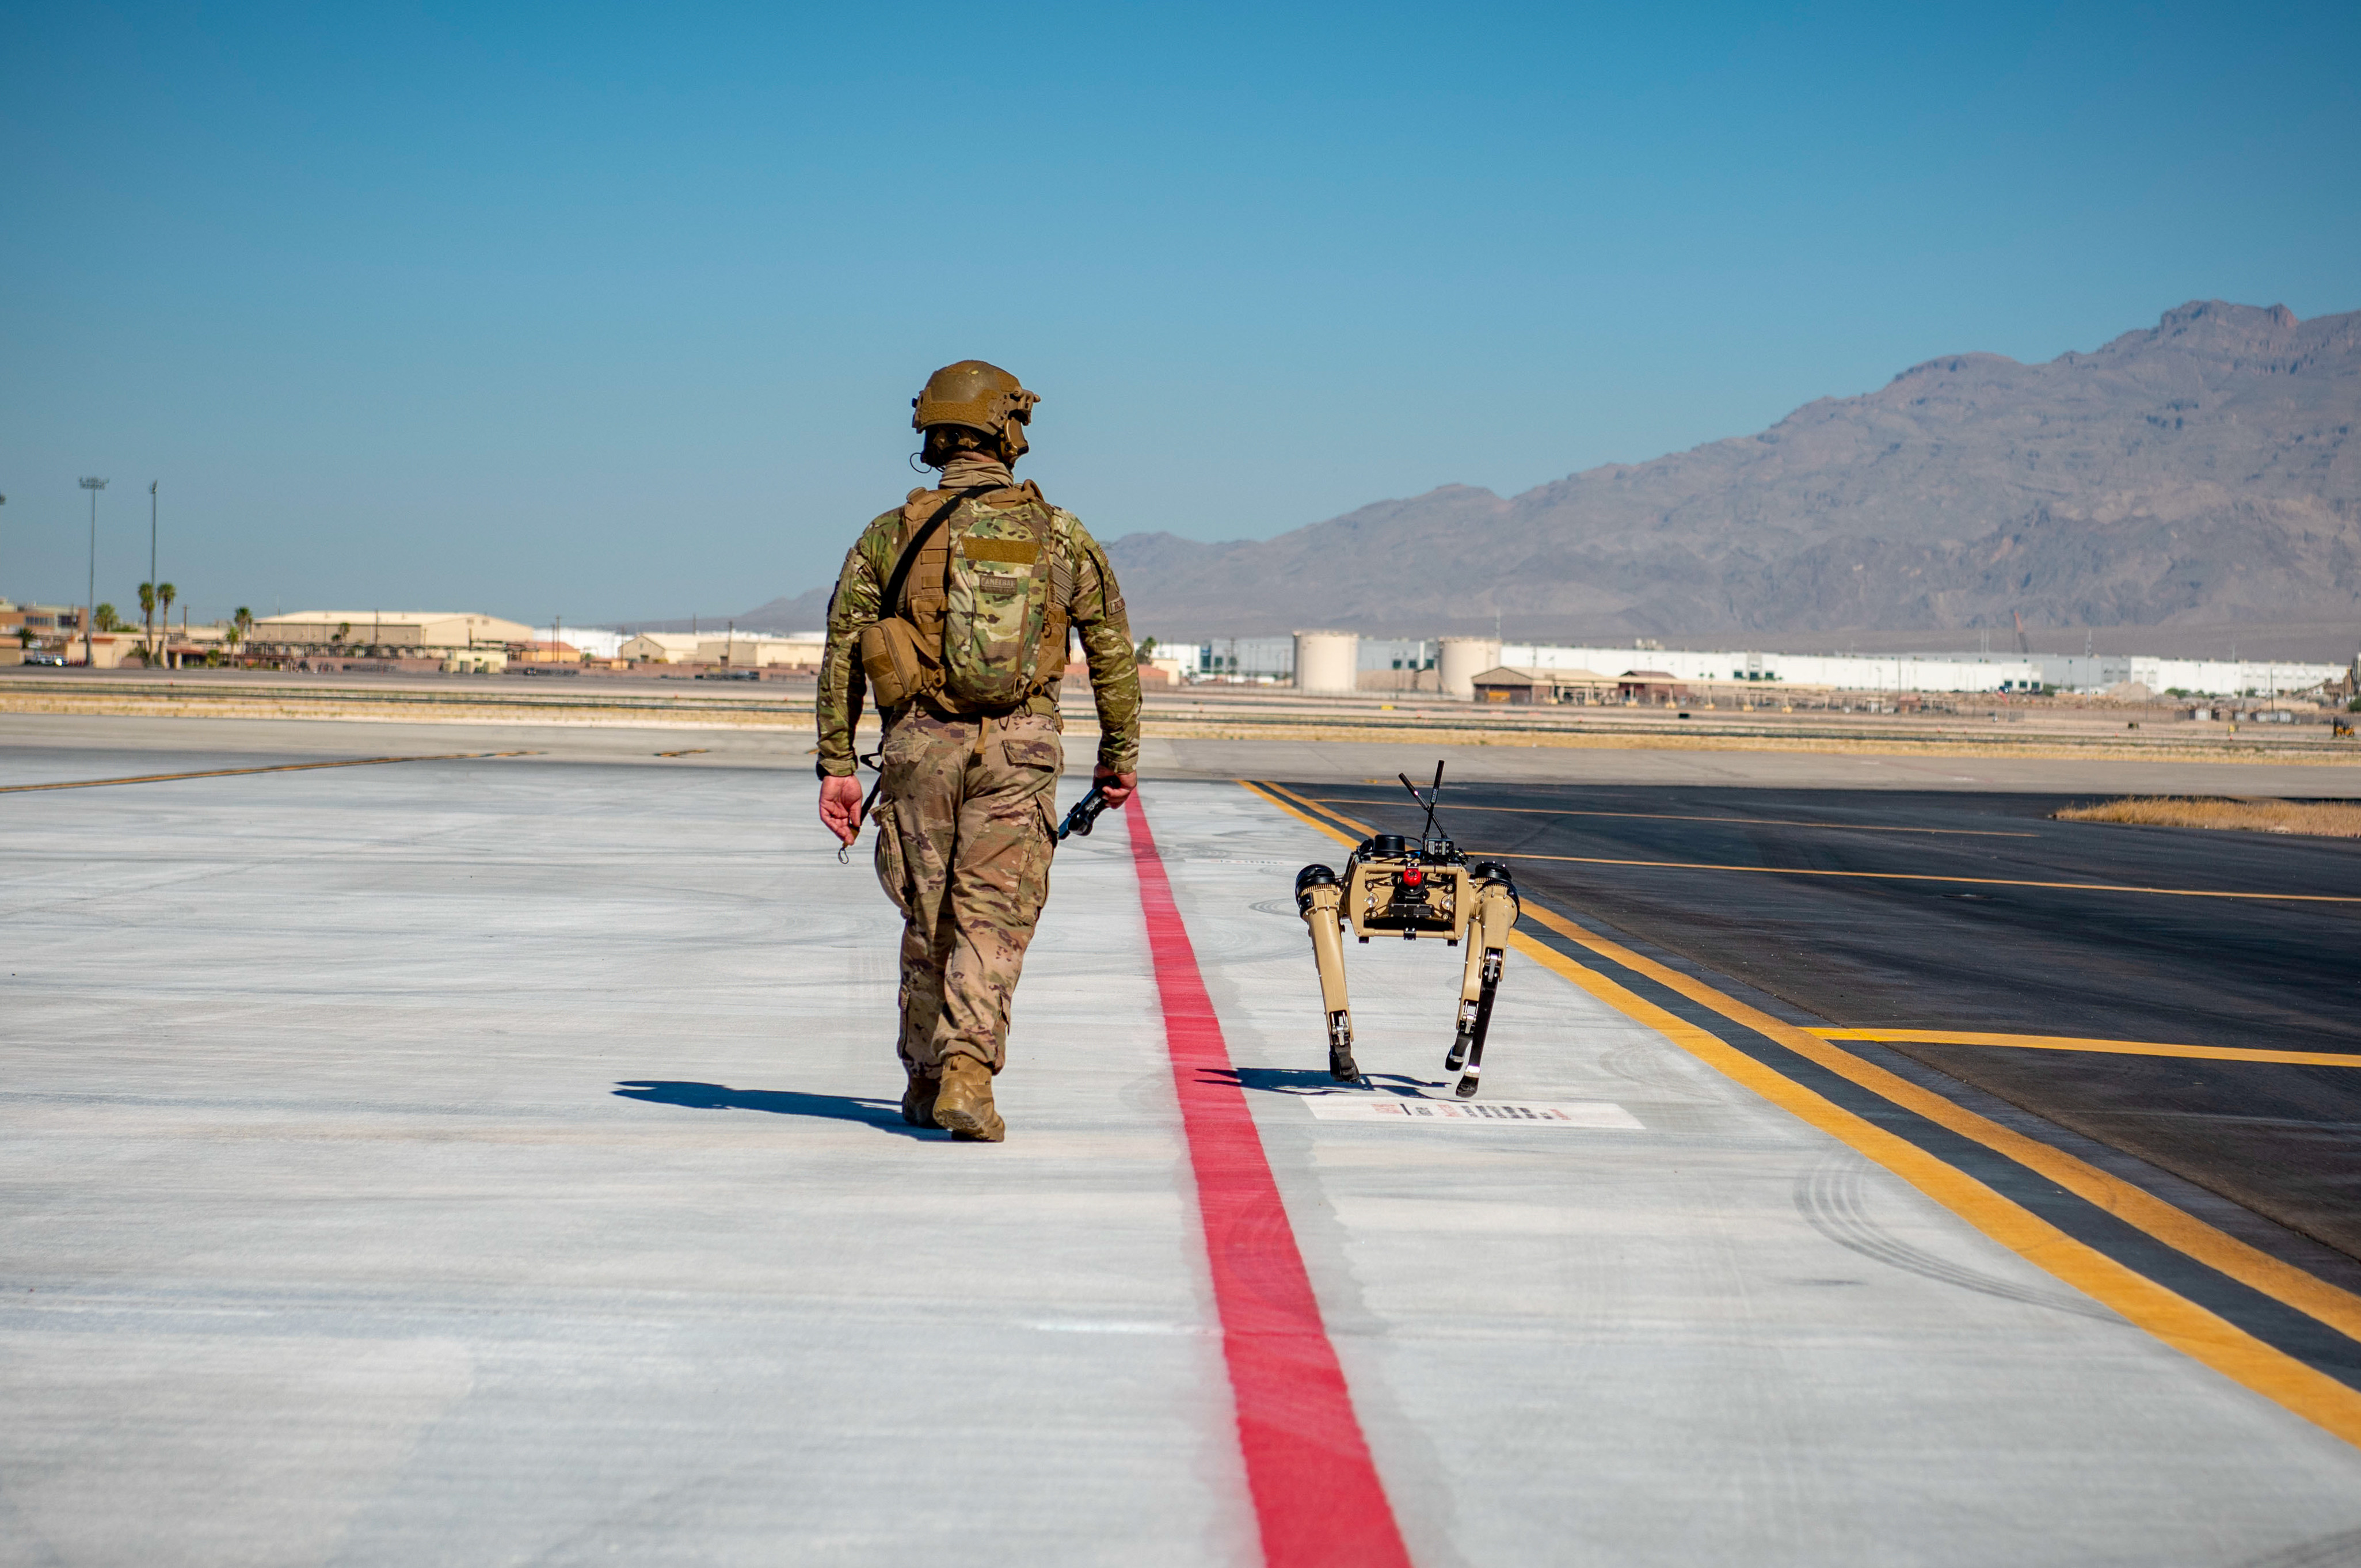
[1397,760,1448,840]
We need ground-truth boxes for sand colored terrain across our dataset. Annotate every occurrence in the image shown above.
[2055,797,2361,838]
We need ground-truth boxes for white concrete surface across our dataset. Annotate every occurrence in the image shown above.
[0,757,1248,1565]
[3,747,2360,1563]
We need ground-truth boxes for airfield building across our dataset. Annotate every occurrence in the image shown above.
[250,611,534,660]
[1469,666,1616,705]
[618,631,825,667]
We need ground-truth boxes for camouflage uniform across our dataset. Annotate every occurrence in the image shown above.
[817,459,1140,1075]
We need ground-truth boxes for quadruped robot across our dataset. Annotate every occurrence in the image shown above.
[1292,764,1520,1098]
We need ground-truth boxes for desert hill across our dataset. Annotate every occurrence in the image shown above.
[1109,300,2359,641]
[687,301,2358,646]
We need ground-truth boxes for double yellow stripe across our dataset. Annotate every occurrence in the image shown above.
[1471,848,2361,904]
[1308,796,2039,838]
[1239,778,2361,1448]
[1818,1029,2361,1071]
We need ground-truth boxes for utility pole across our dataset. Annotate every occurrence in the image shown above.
[79,477,107,665]
[148,482,158,659]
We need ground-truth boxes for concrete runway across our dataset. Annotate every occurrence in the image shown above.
[5,726,2361,1562]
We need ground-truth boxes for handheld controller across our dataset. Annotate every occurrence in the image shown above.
[1057,782,1112,841]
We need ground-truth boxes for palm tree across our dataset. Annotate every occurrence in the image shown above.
[138,583,157,660]
[94,603,122,633]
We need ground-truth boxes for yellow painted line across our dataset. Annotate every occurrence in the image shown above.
[1238,777,2361,1448]
[1309,797,2039,838]
[1817,1029,2361,1071]
[1514,901,2361,1358]
[1475,850,2361,904]
[1506,927,2361,1448]
[0,752,537,795]
[1243,779,1360,841]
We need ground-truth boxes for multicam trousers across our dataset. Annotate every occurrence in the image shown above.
[871,707,1063,1074]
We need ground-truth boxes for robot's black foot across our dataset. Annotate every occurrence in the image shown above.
[1445,1031,1472,1073]
[1326,1012,1361,1083]
[1453,1068,1482,1099]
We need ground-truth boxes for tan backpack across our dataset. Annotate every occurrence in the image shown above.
[859,482,1070,712]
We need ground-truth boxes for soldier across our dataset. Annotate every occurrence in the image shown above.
[816,360,1141,1141]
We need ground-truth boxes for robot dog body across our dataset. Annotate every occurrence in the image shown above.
[1293,767,1518,1098]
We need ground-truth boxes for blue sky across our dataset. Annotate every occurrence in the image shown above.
[3,1,2355,627]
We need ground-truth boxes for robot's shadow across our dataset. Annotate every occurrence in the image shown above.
[1206,1067,1448,1099]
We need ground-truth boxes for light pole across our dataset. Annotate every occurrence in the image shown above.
[148,482,158,660]
[79,477,107,666]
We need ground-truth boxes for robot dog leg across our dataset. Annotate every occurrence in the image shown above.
[1445,863,1519,1098]
[1294,864,1361,1082]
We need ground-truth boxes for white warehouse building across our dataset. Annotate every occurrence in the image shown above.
[2124,657,2347,697]
[1156,635,2356,699]
[1500,645,2045,694]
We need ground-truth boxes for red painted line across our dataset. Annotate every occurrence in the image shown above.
[1125,797,1414,1568]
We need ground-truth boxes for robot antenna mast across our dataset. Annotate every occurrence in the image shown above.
[1398,760,1448,841]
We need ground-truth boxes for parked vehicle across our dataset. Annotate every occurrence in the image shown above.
[18,650,66,667]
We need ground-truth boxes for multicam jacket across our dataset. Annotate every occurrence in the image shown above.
[817,476,1141,777]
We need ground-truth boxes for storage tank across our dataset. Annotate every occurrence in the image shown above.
[1293,630,1360,695]
[1438,637,1503,700]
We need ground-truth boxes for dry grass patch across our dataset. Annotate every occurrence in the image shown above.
[2055,797,2361,838]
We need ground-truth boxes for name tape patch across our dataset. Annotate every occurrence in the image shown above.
[962,537,1040,565]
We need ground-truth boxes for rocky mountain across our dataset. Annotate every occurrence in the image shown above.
[1102,300,2361,641]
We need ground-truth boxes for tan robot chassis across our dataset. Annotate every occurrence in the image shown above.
[1293,764,1520,1098]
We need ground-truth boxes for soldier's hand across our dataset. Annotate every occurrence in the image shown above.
[1094,763,1137,810]
[819,774,865,846]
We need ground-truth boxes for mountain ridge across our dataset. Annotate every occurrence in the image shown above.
[1106,300,2359,640]
[671,301,2359,645]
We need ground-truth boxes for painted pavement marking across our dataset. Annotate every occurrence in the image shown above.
[1303,1097,1643,1127]
[1817,1029,2361,1070]
[1472,848,2361,903]
[1126,794,1415,1568]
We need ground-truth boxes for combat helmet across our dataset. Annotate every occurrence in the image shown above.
[912,360,1039,459]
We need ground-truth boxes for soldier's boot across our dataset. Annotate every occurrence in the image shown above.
[932,1055,1005,1143]
[900,1064,939,1128]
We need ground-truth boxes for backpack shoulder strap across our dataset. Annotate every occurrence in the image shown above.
[879,485,989,619]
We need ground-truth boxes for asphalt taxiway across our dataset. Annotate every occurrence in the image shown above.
[1281,779,2361,1265]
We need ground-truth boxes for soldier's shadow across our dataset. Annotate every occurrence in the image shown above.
[613,1080,943,1139]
